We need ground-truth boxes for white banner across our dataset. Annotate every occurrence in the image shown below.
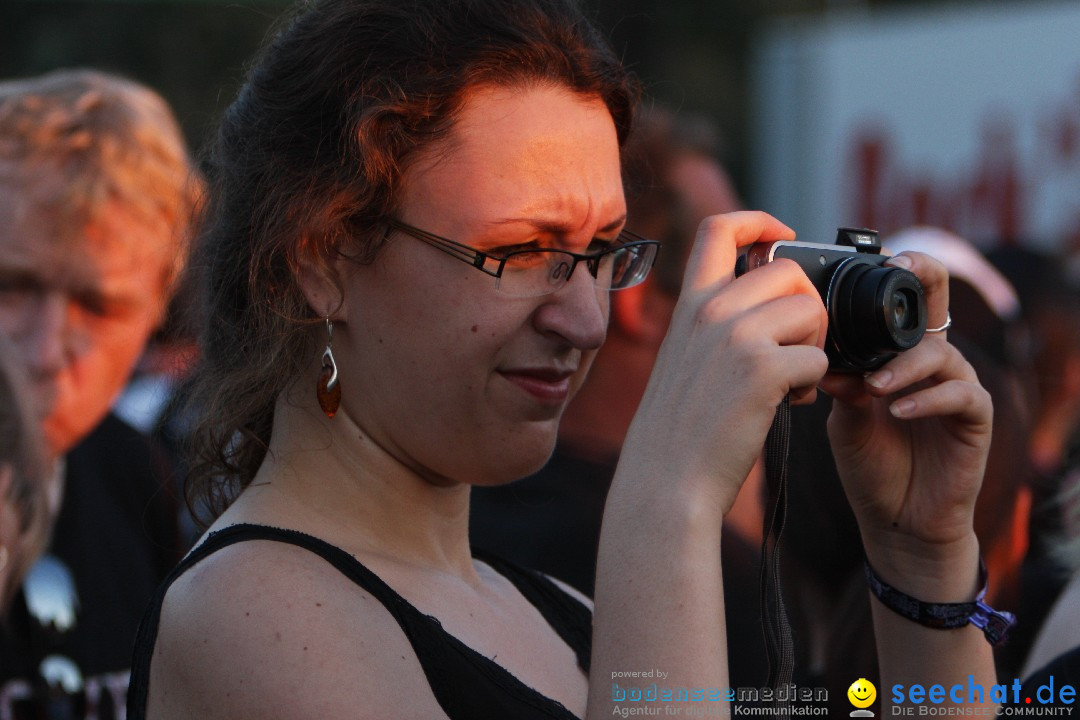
[751,1,1080,252]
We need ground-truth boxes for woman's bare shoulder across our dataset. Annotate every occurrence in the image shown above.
[147,534,448,720]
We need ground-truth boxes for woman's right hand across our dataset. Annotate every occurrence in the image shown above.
[617,211,830,516]
[590,212,828,717]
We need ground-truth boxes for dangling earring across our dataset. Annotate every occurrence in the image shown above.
[0,545,8,574]
[316,317,341,418]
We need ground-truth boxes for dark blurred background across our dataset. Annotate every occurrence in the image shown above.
[0,0,977,208]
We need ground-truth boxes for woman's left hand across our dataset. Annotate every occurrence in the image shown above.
[820,251,992,593]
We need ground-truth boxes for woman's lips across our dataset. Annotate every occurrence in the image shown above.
[499,368,574,403]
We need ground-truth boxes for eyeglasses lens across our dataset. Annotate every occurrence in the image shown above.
[612,244,655,289]
[496,243,654,297]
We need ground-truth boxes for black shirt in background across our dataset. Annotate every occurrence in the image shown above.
[0,413,183,719]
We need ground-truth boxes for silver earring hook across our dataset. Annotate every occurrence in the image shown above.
[322,318,338,390]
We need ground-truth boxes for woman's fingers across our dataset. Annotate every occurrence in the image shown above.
[681,211,796,294]
[863,335,979,395]
[823,341,990,433]
[883,378,992,423]
[860,317,990,426]
[698,260,828,347]
[886,251,950,333]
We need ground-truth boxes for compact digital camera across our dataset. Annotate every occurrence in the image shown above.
[734,228,927,372]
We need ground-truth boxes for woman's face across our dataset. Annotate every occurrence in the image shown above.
[336,84,625,485]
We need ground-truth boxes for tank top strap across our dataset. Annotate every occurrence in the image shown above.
[128,523,590,720]
[473,550,592,673]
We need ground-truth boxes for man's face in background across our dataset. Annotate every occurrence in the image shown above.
[0,187,171,457]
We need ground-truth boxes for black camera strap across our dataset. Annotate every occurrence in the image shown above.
[759,394,794,715]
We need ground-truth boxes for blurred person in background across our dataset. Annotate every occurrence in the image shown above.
[113,274,203,546]
[0,68,201,719]
[988,247,1080,487]
[988,246,1080,525]
[113,282,201,444]
[1021,486,1080,686]
[1021,319,1080,684]
[1018,262,1080,683]
[987,245,1080,676]
[974,244,1080,688]
[468,105,769,685]
[0,331,50,617]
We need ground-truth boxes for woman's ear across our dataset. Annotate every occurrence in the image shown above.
[294,235,346,320]
[610,278,677,344]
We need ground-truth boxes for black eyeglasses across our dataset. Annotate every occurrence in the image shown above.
[388,220,660,298]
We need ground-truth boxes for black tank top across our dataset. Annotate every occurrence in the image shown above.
[127,523,591,720]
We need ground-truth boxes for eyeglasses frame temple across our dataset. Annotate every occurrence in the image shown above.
[387,220,504,278]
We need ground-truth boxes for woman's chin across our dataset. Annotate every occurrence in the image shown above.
[472,436,558,487]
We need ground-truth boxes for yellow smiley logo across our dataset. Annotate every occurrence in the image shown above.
[848,678,877,709]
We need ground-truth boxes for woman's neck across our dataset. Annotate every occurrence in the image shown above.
[216,386,477,578]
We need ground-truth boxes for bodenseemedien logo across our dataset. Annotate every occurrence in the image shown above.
[849,678,878,717]
[609,675,830,717]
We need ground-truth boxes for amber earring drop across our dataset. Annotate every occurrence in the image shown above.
[317,318,341,418]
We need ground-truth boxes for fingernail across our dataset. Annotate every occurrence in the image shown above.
[866,369,892,389]
[886,254,913,269]
[890,399,916,417]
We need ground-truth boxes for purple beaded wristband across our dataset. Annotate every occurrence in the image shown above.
[864,559,1016,647]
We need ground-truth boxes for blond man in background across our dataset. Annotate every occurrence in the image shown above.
[0,68,200,719]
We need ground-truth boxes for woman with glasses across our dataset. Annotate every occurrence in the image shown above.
[130,0,998,718]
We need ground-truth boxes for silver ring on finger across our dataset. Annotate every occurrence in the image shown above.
[925,311,952,334]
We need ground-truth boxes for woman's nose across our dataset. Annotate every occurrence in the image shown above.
[533,265,608,350]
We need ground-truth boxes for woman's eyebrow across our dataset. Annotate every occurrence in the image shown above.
[597,215,628,234]
[487,213,627,235]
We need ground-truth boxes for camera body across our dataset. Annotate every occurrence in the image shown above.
[735,228,927,372]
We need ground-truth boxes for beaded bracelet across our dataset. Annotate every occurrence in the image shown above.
[864,559,1016,647]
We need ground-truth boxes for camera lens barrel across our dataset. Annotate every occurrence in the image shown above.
[736,234,930,372]
[825,259,927,371]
